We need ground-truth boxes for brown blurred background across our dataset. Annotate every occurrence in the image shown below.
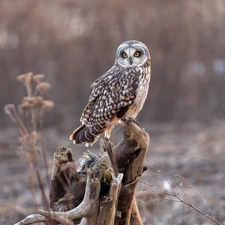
[1,0,225,131]
[1,1,225,224]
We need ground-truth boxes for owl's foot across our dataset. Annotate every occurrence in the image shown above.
[132,118,139,126]
[122,117,140,126]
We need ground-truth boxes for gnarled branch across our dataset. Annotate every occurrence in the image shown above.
[14,119,149,225]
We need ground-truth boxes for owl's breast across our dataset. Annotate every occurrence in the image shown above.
[124,69,151,119]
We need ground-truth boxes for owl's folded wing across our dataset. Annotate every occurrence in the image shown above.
[80,68,140,125]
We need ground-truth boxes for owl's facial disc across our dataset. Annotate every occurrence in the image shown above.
[116,41,149,68]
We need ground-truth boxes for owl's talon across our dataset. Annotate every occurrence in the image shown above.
[104,137,109,142]
[121,117,131,125]
[131,118,139,126]
[122,117,140,126]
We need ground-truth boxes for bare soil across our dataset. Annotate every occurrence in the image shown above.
[1,120,225,225]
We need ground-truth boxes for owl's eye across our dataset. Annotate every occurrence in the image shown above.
[122,52,128,58]
[134,51,141,57]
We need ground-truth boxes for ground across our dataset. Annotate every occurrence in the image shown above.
[0,120,225,225]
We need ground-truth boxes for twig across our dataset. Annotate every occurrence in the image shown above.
[14,214,46,225]
[175,174,215,219]
[39,108,50,188]
[29,164,38,213]
[152,163,222,225]
[166,192,222,225]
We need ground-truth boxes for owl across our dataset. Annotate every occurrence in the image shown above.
[70,40,151,146]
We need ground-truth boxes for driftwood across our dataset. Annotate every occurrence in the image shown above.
[15,118,150,225]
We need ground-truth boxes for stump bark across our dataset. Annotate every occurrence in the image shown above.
[15,119,150,225]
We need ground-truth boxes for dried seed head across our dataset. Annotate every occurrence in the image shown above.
[4,104,15,115]
[36,82,51,94]
[22,96,44,108]
[42,100,54,111]
[17,74,27,83]
[23,96,34,104]
[33,74,45,84]
[19,101,31,112]
[17,72,33,85]
[34,96,45,108]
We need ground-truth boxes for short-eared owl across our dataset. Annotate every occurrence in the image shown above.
[70,40,151,146]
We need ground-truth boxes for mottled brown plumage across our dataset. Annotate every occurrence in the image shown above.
[70,40,151,146]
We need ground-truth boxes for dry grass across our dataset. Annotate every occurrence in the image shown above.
[4,73,54,211]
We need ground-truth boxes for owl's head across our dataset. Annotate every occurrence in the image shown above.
[115,40,150,68]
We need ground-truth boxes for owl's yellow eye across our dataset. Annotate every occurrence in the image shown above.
[122,53,128,58]
[134,51,140,57]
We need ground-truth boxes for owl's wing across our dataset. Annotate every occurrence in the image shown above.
[81,67,140,125]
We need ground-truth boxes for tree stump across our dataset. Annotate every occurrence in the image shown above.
[15,118,150,225]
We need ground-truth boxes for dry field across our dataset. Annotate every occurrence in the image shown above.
[1,119,225,225]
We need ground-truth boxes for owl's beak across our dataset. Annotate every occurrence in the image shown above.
[129,56,133,65]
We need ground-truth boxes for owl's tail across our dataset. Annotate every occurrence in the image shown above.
[69,123,106,146]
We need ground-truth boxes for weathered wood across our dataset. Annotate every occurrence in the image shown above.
[14,119,149,225]
[49,147,84,213]
[40,171,102,225]
[96,173,123,225]
[114,118,149,225]
[130,197,144,225]
[14,214,47,225]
